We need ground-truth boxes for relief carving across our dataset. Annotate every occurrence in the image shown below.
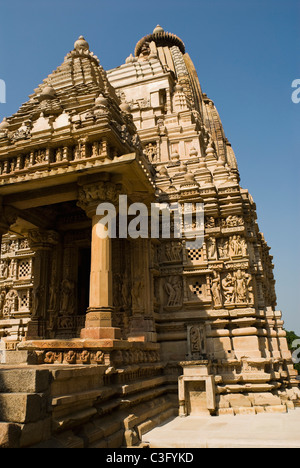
[60,279,75,315]
[211,271,222,307]
[131,277,145,312]
[187,324,207,359]
[229,235,248,257]
[207,237,217,259]
[164,242,182,262]
[221,270,254,306]
[164,275,183,307]
[3,289,18,317]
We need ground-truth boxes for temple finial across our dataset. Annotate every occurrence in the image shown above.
[153,25,164,34]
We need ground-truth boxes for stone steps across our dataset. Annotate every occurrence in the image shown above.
[0,364,177,448]
[0,366,52,447]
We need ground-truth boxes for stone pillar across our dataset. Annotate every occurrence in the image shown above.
[26,230,59,340]
[77,178,121,340]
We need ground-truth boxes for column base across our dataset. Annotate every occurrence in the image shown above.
[81,307,121,340]
[85,307,113,328]
[80,327,122,340]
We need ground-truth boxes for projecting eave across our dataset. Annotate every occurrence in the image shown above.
[1,152,156,210]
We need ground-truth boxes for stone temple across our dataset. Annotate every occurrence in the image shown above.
[0,26,298,448]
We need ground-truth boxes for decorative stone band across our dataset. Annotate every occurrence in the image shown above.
[18,339,161,367]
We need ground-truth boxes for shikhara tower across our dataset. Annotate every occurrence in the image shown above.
[0,27,298,448]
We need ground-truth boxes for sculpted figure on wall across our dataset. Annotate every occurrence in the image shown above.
[60,279,75,315]
[188,324,207,358]
[164,242,182,262]
[3,289,18,317]
[221,270,255,306]
[235,269,247,303]
[205,217,216,229]
[131,277,145,312]
[224,215,244,228]
[0,260,9,279]
[207,237,217,259]
[222,273,235,304]
[0,289,6,318]
[218,238,229,259]
[164,275,183,307]
[211,271,222,307]
[245,272,255,304]
[49,283,59,311]
[229,235,248,257]
[144,142,158,163]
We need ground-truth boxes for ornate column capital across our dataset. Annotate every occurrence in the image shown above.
[77,180,122,217]
[27,229,60,250]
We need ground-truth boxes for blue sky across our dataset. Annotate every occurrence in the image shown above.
[0,0,299,332]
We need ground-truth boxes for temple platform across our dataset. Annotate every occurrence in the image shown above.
[142,408,300,448]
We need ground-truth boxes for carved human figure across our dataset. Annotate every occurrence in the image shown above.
[222,273,235,304]
[3,290,18,317]
[172,276,183,306]
[8,259,14,278]
[207,237,217,259]
[35,150,46,164]
[211,271,222,307]
[0,260,8,278]
[205,216,215,229]
[49,283,59,311]
[55,148,63,162]
[172,243,182,261]
[131,277,144,311]
[145,142,158,163]
[60,279,75,314]
[226,215,244,227]
[229,235,239,257]
[164,276,182,307]
[32,285,44,317]
[234,269,247,303]
[218,239,229,258]
[229,235,248,257]
[0,290,6,317]
[245,273,255,304]
[239,236,248,256]
[19,238,29,250]
[165,243,172,261]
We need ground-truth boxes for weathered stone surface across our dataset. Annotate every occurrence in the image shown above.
[3,351,29,365]
[227,394,252,408]
[0,368,50,393]
[19,418,52,448]
[0,422,21,448]
[0,393,47,423]
[248,392,282,407]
